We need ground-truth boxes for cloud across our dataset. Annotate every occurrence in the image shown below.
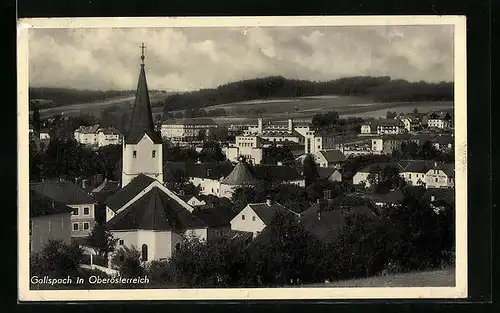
[28,25,454,91]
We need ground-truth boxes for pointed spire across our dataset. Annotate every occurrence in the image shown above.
[125,43,162,144]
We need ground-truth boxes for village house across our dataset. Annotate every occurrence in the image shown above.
[313,149,347,168]
[395,112,427,132]
[398,159,435,186]
[104,48,227,263]
[223,135,265,165]
[30,180,97,238]
[160,118,218,141]
[360,119,406,136]
[426,111,453,129]
[29,189,73,254]
[304,130,336,155]
[74,125,122,148]
[352,163,394,188]
[424,163,455,188]
[318,167,343,183]
[230,200,299,238]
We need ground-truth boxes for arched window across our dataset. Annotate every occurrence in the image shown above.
[141,244,148,262]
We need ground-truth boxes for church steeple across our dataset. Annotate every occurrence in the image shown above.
[125,43,162,144]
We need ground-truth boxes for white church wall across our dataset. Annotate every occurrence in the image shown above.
[122,134,163,187]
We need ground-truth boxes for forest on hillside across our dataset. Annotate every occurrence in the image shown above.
[29,88,137,109]
[161,76,454,114]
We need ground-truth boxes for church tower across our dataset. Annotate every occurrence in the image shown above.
[122,43,163,187]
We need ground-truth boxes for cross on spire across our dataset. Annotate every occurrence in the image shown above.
[140,42,146,64]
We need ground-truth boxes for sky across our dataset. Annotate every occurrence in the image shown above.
[28,25,454,92]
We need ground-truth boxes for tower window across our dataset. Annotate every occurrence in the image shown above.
[133,151,137,158]
[152,150,156,158]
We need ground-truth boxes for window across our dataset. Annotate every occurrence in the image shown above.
[435,178,438,182]
[242,215,245,220]
[83,222,90,230]
[133,150,137,158]
[252,216,256,221]
[83,207,90,215]
[72,208,78,215]
[141,244,148,262]
[152,150,156,158]
[73,223,79,231]
[119,239,124,245]
[409,174,412,179]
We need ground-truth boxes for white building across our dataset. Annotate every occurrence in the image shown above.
[360,119,406,135]
[426,111,453,129]
[313,150,346,168]
[304,130,336,155]
[424,163,455,188]
[230,200,298,238]
[30,180,97,238]
[161,118,218,141]
[74,125,122,147]
[223,135,265,165]
[105,51,222,264]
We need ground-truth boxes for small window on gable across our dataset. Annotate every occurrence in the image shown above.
[133,151,137,158]
[152,150,156,158]
[119,239,124,245]
[242,215,245,220]
[252,216,256,221]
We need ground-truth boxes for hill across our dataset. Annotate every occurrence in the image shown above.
[161,76,454,115]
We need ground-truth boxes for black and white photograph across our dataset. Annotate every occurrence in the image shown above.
[17,16,467,301]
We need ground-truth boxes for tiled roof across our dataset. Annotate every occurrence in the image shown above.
[192,208,231,228]
[107,187,207,231]
[220,161,259,186]
[105,174,156,212]
[162,118,217,126]
[317,167,340,179]
[398,159,436,173]
[319,150,347,163]
[251,165,303,182]
[30,180,95,205]
[248,202,297,225]
[366,119,405,127]
[99,127,122,135]
[30,189,73,218]
[185,161,234,180]
[75,124,101,134]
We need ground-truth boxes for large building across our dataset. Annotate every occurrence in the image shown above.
[74,125,122,148]
[105,46,224,263]
[161,118,218,141]
[360,119,406,136]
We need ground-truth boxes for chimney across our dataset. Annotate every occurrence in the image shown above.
[434,162,438,167]
[206,169,211,177]
[82,179,87,189]
[288,118,293,133]
[430,195,435,202]
[266,199,272,206]
[318,211,322,221]
[257,118,263,133]
[317,198,320,204]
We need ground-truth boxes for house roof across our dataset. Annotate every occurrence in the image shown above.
[433,163,455,177]
[162,118,217,126]
[30,180,95,205]
[421,188,455,206]
[125,61,162,145]
[75,124,100,134]
[366,119,405,127]
[192,208,231,228]
[398,159,436,173]
[185,161,234,180]
[319,150,347,163]
[247,202,297,225]
[300,210,346,243]
[358,162,397,174]
[220,161,259,185]
[99,127,122,135]
[317,167,339,179]
[92,178,121,194]
[105,174,156,212]
[251,165,303,182]
[107,187,207,231]
[30,189,73,218]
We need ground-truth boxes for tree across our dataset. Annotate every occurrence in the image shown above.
[198,141,225,162]
[311,111,340,131]
[370,164,406,193]
[85,223,118,259]
[413,108,419,114]
[32,106,41,133]
[196,129,207,142]
[111,245,144,277]
[386,111,397,119]
[262,145,295,165]
[30,240,83,279]
[302,154,319,186]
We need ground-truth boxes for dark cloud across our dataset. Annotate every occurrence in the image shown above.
[29,25,454,91]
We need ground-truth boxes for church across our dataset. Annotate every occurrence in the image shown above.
[105,45,217,263]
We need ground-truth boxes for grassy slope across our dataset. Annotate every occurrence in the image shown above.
[299,268,456,288]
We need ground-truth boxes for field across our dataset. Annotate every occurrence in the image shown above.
[34,92,453,125]
[297,268,456,288]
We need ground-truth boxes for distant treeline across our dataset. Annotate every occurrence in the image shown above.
[29,87,136,109]
[162,76,454,114]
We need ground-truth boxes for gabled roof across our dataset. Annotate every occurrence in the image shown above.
[107,187,207,231]
[319,150,347,163]
[317,167,338,179]
[247,202,297,225]
[185,161,234,180]
[125,61,162,145]
[398,159,436,173]
[192,208,231,228]
[30,180,95,205]
[220,161,259,185]
[30,189,73,218]
[105,174,156,212]
[251,165,303,182]
[433,163,455,177]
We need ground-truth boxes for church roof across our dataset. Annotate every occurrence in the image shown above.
[220,160,259,186]
[105,174,156,212]
[125,56,162,145]
[107,187,207,231]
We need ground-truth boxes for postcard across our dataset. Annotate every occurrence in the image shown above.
[18,15,467,301]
